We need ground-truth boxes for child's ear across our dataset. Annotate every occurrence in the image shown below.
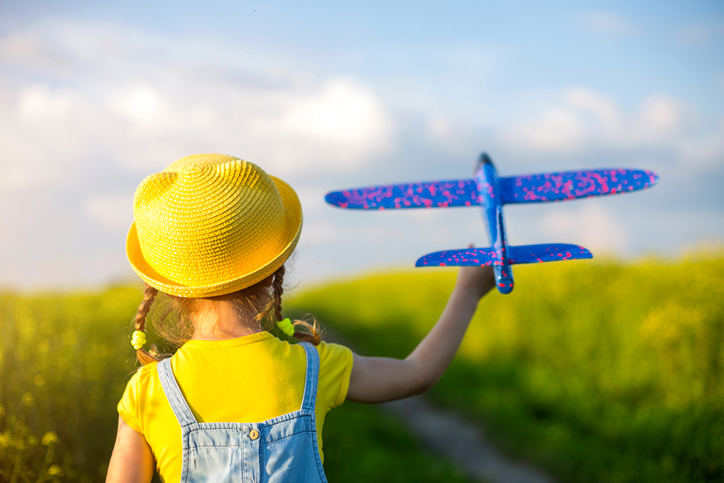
[134,171,178,211]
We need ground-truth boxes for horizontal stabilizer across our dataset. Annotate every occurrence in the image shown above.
[326,179,480,210]
[500,169,659,204]
[416,248,501,267]
[507,244,592,264]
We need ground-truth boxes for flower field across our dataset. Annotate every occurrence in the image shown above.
[1,252,721,482]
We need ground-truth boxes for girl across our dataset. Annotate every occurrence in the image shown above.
[107,154,495,482]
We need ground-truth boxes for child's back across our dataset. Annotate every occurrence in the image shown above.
[120,333,351,481]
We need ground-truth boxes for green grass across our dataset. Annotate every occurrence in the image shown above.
[287,254,724,483]
[0,284,469,482]
[322,401,469,482]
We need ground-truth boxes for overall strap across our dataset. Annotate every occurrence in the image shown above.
[299,342,320,412]
[157,358,198,428]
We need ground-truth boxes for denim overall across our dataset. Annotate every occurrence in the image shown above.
[157,342,328,483]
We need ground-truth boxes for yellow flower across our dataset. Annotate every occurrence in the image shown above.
[42,431,59,446]
[131,330,146,350]
[47,465,62,476]
[21,392,34,407]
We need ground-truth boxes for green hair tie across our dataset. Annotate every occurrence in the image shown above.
[131,330,147,350]
[277,318,295,337]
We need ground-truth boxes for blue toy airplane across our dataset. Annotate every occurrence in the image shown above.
[325,153,659,294]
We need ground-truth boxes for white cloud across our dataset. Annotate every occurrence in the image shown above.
[582,12,635,36]
[677,120,724,164]
[17,84,76,121]
[0,82,96,189]
[285,79,388,144]
[0,21,395,190]
[500,87,622,153]
[0,33,69,71]
[633,96,684,141]
[677,25,709,47]
[301,220,343,245]
[110,85,163,123]
[538,204,627,255]
[84,193,134,234]
[676,21,724,48]
[282,79,393,169]
[501,108,587,153]
[499,86,722,166]
[425,116,470,152]
[565,87,619,130]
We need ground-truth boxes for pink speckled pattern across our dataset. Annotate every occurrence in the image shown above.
[507,244,592,264]
[415,243,591,267]
[500,168,659,204]
[325,180,480,210]
[415,248,501,267]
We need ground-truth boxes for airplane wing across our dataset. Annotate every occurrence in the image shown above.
[325,179,480,210]
[415,248,501,267]
[500,169,659,204]
[507,244,592,264]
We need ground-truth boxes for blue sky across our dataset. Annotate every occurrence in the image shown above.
[0,0,722,289]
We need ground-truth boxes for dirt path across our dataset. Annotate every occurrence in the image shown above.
[381,396,556,483]
[325,332,554,482]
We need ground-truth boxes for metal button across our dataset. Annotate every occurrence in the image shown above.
[249,429,259,440]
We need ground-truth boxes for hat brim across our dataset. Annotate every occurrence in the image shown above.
[126,176,303,298]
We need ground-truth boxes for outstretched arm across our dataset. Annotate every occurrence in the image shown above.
[106,416,155,483]
[346,265,496,403]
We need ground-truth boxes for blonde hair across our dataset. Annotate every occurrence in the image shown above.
[132,265,324,365]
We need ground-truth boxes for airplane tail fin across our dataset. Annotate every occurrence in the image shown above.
[507,243,592,264]
[415,243,592,267]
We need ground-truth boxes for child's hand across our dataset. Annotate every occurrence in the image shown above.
[456,265,496,300]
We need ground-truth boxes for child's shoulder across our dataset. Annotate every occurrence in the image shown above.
[125,360,161,392]
[118,360,163,431]
[315,340,352,359]
[274,338,352,370]
[137,359,160,376]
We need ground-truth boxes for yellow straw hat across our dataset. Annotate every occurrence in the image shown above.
[126,154,302,298]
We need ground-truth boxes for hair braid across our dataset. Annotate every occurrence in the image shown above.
[135,283,161,364]
[270,265,324,345]
[272,265,285,323]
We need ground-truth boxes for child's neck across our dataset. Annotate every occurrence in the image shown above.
[191,301,262,341]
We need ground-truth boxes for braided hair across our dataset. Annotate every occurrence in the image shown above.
[134,284,161,364]
[267,265,323,345]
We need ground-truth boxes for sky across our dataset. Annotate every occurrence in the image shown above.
[0,0,722,290]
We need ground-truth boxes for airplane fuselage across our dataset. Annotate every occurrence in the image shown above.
[474,154,515,293]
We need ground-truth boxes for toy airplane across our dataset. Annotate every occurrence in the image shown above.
[325,153,659,294]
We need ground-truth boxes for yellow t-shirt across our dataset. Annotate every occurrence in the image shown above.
[117,332,353,482]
